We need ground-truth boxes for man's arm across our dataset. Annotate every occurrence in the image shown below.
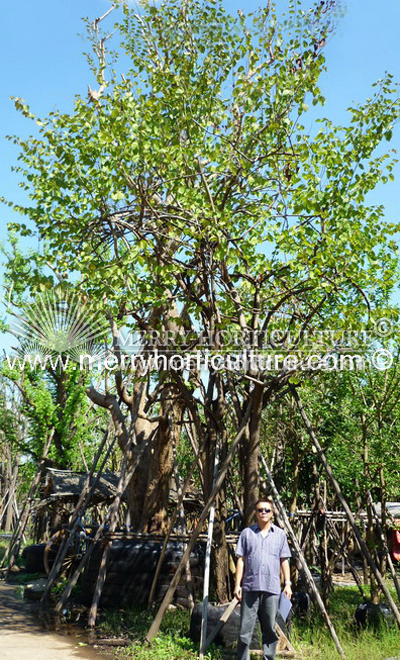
[234,556,245,601]
[280,558,292,599]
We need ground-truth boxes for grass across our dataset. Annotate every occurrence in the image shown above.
[96,585,400,660]
[0,540,9,563]
[6,571,46,585]
[97,607,223,660]
[291,585,400,660]
[292,622,400,660]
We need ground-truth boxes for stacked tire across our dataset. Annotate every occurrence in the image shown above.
[79,538,205,608]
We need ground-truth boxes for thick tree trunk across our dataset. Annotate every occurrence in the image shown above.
[129,386,182,532]
[125,414,156,529]
[242,384,264,525]
[213,491,231,603]
[200,379,232,604]
[87,373,180,533]
[139,423,173,532]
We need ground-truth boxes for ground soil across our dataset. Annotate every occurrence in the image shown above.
[0,581,108,660]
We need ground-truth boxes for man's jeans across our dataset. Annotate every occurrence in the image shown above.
[237,590,280,660]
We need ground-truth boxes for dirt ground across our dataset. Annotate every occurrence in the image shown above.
[0,581,108,660]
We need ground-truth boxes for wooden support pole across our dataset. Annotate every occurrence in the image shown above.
[2,429,54,574]
[199,448,219,659]
[299,504,318,554]
[87,539,112,628]
[41,424,116,604]
[43,385,137,603]
[12,495,26,544]
[145,403,253,644]
[276,622,296,655]
[291,386,400,629]
[260,454,345,659]
[0,491,8,521]
[0,490,10,527]
[324,517,366,601]
[341,525,346,576]
[87,439,137,629]
[147,433,209,608]
[173,430,194,611]
[184,420,205,491]
[55,425,157,618]
[5,465,18,532]
[184,552,195,613]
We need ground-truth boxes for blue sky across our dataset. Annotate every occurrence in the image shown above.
[1,0,400,353]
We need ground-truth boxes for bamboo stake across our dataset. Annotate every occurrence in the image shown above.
[12,494,26,543]
[87,538,113,627]
[0,491,8,518]
[275,622,296,655]
[2,428,55,574]
[299,504,318,554]
[56,425,157,618]
[184,554,195,612]
[199,448,219,659]
[4,465,18,532]
[145,402,253,644]
[291,385,400,629]
[0,490,10,527]
[324,517,366,600]
[184,420,204,490]
[43,378,136,600]
[260,454,345,659]
[147,433,209,608]
[87,437,138,629]
[341,525,346,576]
[171,427,195,611]
[40,423,116,603]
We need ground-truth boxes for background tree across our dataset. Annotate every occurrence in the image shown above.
[0,378,22,532]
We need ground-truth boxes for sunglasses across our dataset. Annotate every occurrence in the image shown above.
[257,507,271,513]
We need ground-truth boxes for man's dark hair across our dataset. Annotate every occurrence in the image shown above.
[255,496,274,509]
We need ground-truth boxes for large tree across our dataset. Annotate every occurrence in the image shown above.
[3,0,400,598]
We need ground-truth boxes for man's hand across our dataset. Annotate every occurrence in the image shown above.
[234,585,242,601]
[280,558,292,599]
[283,583,292,599]
[234,556,244,602]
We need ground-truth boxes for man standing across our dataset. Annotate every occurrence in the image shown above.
[234,497,292,660]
